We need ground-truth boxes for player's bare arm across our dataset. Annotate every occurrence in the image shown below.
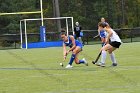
[63,43,67,59]
[105,28,112,43]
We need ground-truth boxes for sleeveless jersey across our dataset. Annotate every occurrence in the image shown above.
[64,36,83,48]
[110,29,121,43]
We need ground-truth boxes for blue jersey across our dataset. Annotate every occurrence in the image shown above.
[99,22,108,38]
[100,29,106,38]
[64,36,83,49]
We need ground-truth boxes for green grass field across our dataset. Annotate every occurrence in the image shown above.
[0,42,140,93]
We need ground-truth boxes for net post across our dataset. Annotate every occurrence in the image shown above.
[24,20,28,49]
[71,17,74,35]
[20,20,23,49]
[66,18,69,36]
[40,0,44,26]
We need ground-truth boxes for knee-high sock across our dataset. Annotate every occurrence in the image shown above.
[110,52,117,63]
[68,54,76,65]
[101,50,107,64]
[79,60,85,64]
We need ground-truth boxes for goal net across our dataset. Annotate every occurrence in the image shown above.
[20,17,74,49]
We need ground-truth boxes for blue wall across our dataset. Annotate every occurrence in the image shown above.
[22,41,63,48]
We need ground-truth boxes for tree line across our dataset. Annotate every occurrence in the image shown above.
[0,0,140,34]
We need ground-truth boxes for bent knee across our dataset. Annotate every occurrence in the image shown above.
[101,47,106,51]
[108,51,112,54]
[75,62,79,64]
[75,61,79,64]
[72,50,81,54]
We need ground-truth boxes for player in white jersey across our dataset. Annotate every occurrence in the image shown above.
[96,22,122,67]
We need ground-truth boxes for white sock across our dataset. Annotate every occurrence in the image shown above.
[110,52,117,63]
[101,50,107,64]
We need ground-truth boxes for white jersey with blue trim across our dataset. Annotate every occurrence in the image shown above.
[110,29,121,43]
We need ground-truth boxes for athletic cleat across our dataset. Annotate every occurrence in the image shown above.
[96,62,105,67]
[112,63,117,67]
[65,64,73,68]
[83,58,88,66]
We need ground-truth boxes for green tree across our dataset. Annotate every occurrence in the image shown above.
[0,0,40,34]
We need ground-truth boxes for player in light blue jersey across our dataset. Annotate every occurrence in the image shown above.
[60,30,88,68]
[98,17,109,47]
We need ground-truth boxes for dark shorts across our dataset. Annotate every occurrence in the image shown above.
[109,41,121,48]
[75,33,80,37]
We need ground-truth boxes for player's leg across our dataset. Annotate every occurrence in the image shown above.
[74,34,77,39]
[108,41,121,66]
[74,53,85,64]
[108,48,117,66]
[65,46,81,68]
[97,44,112,67]
[74,49,88,66]
[73,46,82,64]
[101,37,106,47]
[100,30,106,47]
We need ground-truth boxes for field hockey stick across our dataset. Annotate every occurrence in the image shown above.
[60,58,66,67]
[92,51,102,64]
[92,43,106,64]
[60,52,68,67]
[93,34,99,39]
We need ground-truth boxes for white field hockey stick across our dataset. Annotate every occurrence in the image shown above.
[93,34,99,39]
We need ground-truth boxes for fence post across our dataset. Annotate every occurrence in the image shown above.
[130,28,132,43]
